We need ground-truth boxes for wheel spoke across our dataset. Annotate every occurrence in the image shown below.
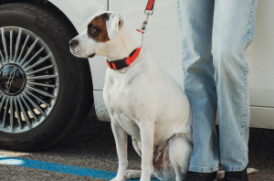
[16,35,30,63]
[13,28,22,61]
[18,97,31,128]
[9,30,13,62]
[23,93,46,116]
[14,98,22,129]
[27,64,54,75]
[27,86,56,99]
[25,54,52,71]
[28,74,57,80]
[0,49,4,65]
[19,38,39,65]
[20,95,38,122]
[26,90,50,107]
[1,28,9,62]
[0,96,7,111]
[29,81,56,88]
[9,98,14,132]
[22,47,44,68]
[2,97,9,128]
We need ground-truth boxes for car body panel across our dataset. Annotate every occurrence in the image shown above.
[49,0,274,128]
[251,106,274,129]
[48,0,108,32]
[247,0,274,108]
[48,0,108,89]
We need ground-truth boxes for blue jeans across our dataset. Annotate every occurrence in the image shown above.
[177,0,258,172]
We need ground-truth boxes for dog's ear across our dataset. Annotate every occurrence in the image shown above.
[106,13,123,40]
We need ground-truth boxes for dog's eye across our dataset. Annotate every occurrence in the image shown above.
[90,28,97,34]
[87,24,100,37]
[88,26,100,35]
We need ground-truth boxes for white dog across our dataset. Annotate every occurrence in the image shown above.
[69,10,194,181]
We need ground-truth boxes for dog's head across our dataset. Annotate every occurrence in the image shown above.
[69,11,124,58]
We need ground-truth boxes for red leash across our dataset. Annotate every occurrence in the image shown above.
[145,0,156,12]
[106,0,157,70]
[138,0,157,33]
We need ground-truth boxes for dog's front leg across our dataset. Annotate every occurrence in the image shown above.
[111,119,128,181]
[140,121,155,181]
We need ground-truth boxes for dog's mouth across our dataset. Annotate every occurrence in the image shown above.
[70,49,95,59]
[87,53,96,58]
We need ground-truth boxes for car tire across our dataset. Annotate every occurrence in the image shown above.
[0,2,93,151]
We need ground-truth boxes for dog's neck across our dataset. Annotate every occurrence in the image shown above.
[104,24,143,61]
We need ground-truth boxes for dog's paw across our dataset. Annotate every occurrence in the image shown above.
[247,167,258,175]
[126,170,141,179]
[110,176,126,181]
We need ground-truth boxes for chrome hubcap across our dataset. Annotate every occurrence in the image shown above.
[0,26,59,133]
[0,64,26,96]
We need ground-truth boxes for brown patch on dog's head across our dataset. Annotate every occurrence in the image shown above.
[87,13,110,42]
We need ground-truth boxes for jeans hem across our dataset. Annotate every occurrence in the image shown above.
[189,166,219,173]
[222,165,247,172]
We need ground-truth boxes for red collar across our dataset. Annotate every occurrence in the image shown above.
[106,47,142,70]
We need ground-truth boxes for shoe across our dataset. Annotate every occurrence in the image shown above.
[224,168,249,181]
[184,171,217,181]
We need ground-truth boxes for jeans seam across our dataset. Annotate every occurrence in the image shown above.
[190,166,219,169]
[189,165,219,173]
[242,0,258,49]
[240,0,256,137]
[222,165,247,172]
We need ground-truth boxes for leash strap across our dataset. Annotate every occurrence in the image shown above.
[140,0,156,32]
[105,0,156,70]
[145,0,156,12]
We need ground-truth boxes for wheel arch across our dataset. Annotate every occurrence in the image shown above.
[0,0,78,33]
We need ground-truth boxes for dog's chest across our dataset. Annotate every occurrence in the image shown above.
[104,74,137,111]
[103,70,144,137]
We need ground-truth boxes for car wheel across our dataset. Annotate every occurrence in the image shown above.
[0,2,93,151]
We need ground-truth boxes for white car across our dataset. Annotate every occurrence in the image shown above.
[0,0,273,151]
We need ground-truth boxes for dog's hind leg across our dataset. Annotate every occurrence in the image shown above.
[169,134,192,181]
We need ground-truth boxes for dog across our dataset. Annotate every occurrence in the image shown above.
[69,10,256,181]
[69,10,192,181]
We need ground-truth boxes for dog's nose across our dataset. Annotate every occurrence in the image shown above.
[69,39,79,49]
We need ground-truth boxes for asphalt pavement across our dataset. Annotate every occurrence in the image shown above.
[0,115,273,181]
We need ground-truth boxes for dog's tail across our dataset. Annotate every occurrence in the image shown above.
[217,168,258,180]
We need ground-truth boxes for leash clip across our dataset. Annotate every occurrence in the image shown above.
[139,0,156,33]
[144,10,153,16]
[140,13,151,32]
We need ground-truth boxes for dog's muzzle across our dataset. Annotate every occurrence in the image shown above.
[69,39,79,49]
[69,39,96,59]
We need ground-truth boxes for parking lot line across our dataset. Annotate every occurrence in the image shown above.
[0,155,156,181]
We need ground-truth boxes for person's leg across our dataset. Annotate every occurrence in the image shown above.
[177,0,219,173]
[212,0,258,173]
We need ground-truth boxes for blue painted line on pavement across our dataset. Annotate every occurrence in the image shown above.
[0,155,158,181]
